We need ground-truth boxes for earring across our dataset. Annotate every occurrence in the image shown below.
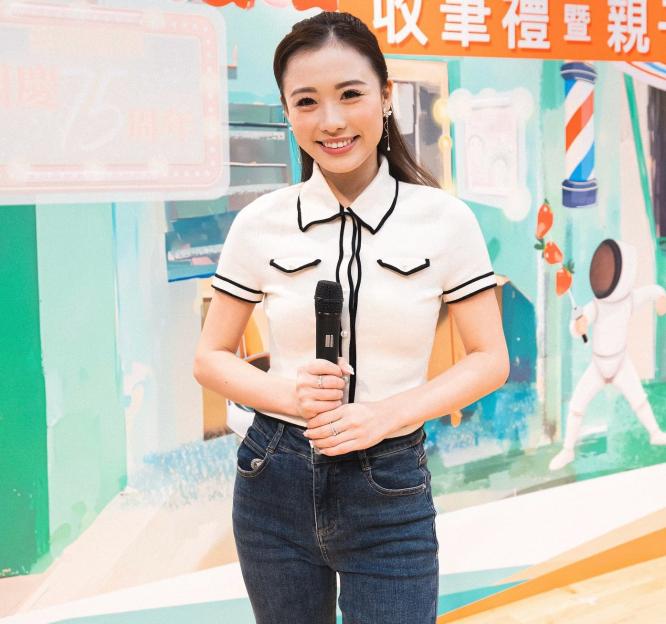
[383,108,392,152]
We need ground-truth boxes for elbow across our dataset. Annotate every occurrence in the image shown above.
[193,351,207,386]
[495,349,510,388]
[193,347,235,388]
[193,359,202,386]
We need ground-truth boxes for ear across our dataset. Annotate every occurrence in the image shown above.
[382,79,394,112]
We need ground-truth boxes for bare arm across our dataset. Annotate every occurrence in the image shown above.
[304,287,510,454]
[193,290,345,419]
[193,291,299,416]
[379,287,509,432]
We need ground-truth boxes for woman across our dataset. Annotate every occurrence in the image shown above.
[194,11,509,624]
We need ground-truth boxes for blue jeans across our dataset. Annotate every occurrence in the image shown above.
[232,411,439,624]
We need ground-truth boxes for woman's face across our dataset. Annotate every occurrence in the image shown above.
[282,41,391,179]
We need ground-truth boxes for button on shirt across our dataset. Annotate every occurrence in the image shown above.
[212,155,497,438]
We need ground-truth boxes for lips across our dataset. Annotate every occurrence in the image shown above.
[317,135,359,154]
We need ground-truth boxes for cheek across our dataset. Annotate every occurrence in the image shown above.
[359,105,383,133]
[289,120,314,152]
[362,113,383,143]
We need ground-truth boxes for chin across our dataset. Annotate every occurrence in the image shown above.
[316,150,375,174]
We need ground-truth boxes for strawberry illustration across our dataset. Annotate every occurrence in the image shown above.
[535,199,553,239]
[542,241,563,265]
[556,260,575,296]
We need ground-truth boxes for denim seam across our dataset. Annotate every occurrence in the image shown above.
[278,445,312,461]
[242,433,269,457]
[364,433,424,459]
[312,448,334,567]
[318,463,338,539]
[421,465,440,557]
[363,445,427,497]
[236,422,285,479]
[236,438,271,479]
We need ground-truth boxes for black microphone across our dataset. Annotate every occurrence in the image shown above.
[315,280,343,364]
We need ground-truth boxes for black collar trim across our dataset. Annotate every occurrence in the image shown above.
[297,177,399,235]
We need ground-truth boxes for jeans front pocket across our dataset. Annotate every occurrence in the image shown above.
[236,426,272,478]
[363,443,427,497]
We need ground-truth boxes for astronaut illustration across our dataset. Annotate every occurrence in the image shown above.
[549,238,666,471]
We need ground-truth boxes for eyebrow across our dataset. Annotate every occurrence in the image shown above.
[289,80,368,97]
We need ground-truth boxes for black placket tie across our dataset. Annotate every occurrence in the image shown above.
[337,207,363,402]
[297,176,399,404]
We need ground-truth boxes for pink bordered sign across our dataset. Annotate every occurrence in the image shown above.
[0,1,228,204]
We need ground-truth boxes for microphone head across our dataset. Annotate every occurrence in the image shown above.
[315,280,343,314]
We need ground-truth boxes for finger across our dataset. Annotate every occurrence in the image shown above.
[310,428,352,447]
[310,388,344,402]
[302,400,343,419]
[309,373,345,390]
[337,357,355,375]
[319,438,358,456]
[307,405,344,429]
[305,423,336,439]
[306,417,349,439]
[306,359,343,376]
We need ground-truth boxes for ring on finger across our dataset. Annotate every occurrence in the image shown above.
[330,422,339,436]
[318,375,324,389]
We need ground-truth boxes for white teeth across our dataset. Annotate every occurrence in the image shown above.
[322,138,354,149]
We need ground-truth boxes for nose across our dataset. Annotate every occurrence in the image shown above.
[318,101,345,134]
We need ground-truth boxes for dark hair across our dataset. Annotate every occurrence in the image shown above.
[273,11,440,188]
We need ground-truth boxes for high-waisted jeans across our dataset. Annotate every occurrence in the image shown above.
[232,410,439,624]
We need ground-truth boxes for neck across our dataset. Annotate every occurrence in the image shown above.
[318,152,380,207]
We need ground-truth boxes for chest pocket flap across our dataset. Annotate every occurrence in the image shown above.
[377,257,430,276]
[270,257,321,273]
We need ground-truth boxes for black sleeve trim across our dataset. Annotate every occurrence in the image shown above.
[214,273,263,294]
[211,284,259,304]
[377,258,430,276]
[269,258,321,273]
[446,283,496,304]
[442,271,495,295]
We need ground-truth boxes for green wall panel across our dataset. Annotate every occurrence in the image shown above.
[0,205,49,576]
[36,204,126,562]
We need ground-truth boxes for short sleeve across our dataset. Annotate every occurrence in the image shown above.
[211,208,264,304]
[441,200,497,304]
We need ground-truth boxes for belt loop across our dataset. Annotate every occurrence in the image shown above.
[357,449,370,471]
[267,422,284,454]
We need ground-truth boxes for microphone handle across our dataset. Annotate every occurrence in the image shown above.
[316,312,340,364]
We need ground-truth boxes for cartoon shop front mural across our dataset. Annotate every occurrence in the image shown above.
[1,1,666,623]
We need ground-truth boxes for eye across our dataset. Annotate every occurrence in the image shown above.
[342,89,363,99]
[295,97,316,107]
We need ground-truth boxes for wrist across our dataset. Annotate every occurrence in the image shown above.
[372,398,405,437]
[285,378,300,417]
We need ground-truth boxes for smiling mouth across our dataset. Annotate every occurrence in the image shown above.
[317,136,359,149]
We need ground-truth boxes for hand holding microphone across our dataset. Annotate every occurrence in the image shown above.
[293,280,353,422]
[294,359,347,421]
[294,280,353,457]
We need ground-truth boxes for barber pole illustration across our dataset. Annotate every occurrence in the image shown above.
[561,62,598,208]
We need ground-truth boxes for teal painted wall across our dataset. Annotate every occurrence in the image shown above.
[113,203,203,484]
[450,58,625,443]
[35,205,126,564]
[222,3,320,104]
[0,206,49,576]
